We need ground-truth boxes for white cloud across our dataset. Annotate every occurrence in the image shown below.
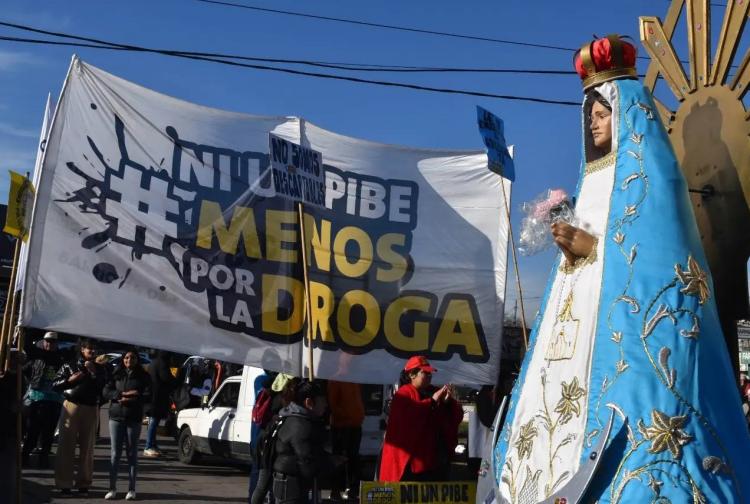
[0,141,36,173]
[0,49,42,71]
[0,122,38,139]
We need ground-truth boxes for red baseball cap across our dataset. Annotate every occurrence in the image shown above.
[404,355,437,373]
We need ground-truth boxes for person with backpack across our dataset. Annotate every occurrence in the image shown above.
[248,369,277,503]
[144,350,179,458]
[250,376,299,504]
[270,380,343,504]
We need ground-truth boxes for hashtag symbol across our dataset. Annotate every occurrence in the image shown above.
[107,166,179,249]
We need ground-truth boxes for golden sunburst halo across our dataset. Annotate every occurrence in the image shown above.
[639,1,750,344]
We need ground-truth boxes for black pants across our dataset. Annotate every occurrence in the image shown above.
[272,473,310,504]
[331,426,361,493]
[23,400,62,456]
[250,467,273,504]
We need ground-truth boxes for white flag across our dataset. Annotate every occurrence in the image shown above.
[15,92,55,293]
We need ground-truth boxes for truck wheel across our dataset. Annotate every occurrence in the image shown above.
[178,427,200,464]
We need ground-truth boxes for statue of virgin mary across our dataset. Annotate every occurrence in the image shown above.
[493,35,750,504]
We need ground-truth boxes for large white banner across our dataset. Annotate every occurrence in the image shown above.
[21,57,509,384]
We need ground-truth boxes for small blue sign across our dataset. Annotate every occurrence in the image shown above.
[477,106,515,181]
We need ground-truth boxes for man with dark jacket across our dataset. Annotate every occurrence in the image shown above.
[22,331,64,468]
[52,337,106,496]
[271,380,342,504]
[0,349,24,504]
[144,350,178,457]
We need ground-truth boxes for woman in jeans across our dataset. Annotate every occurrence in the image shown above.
[103,350,151,500]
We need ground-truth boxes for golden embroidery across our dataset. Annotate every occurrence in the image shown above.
[584,150,616,176]
[501,459,518,504]
[517,468,542,504]
[702,456,730,475]
[515,420,537,461]
[647,474,663,495]
[637,410,693,459]
[553,377,586,425]
[545,292,580,361]
[658,347,677,389]
[675,255,710,305]
[558,237,599,274]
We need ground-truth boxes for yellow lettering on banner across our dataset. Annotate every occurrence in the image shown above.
[433,299,483,357]
[261,274,304,335]
[303,214,332,271]
[376,233,408,282]
[196,201,262,257]
[309,281,335,343]
[266,210,298,263]
[383,296,430,352]
[333,226,373,278]
[337,290,380,347]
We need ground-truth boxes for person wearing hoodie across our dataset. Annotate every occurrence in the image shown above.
[271,380,343,504]
[144,349,178,457]
[52,337,106,496]
[103,349,152,501]
[22,331,64,468]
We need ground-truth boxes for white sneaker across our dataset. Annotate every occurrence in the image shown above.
[143,448,160,457]
[126,491,137,500]
[105,490,117,500]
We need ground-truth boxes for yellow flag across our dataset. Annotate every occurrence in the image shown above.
[4,171,35,241]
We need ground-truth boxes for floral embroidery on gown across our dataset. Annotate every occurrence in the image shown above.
[493,36,750,504]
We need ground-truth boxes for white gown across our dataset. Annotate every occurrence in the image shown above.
[499,84,619,504]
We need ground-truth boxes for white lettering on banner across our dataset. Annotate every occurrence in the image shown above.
[324,170,414,224]
[21,58,509,384]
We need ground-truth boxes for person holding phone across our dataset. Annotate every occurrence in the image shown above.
[379,356,463,482]
[52,337,106,496]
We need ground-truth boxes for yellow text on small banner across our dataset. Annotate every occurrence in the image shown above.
[4,171,35,241]
[360,481,476,504]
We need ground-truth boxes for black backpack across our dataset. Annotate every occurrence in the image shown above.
[255,415,287,469]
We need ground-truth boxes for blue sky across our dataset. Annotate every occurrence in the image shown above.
[0,0,727,321]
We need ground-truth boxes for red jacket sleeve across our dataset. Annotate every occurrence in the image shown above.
[378,385,434,481]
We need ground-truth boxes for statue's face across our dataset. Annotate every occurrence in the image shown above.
[590,100,612,152]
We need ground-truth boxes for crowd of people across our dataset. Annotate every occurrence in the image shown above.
[5,332,243,501]
[0,329,495,503]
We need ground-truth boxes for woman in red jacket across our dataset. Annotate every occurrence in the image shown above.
[379,356,463,482]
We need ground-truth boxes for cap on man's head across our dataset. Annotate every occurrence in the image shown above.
[43,331,58,341]
[404,355,437,373]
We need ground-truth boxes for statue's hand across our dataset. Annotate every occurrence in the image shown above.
[551,222,595,265]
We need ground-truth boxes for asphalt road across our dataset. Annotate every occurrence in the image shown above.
[19,406,472,503]
[21,407,253,503]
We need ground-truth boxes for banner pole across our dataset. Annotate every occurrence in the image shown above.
[0,238,21,372]
[297,202,315,381]
[500,180,528,351]
[15,326,25,504]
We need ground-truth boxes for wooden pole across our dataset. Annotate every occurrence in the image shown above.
[0,238,21,373]
[297,202,315,381]
[500,180,529,350]
[15,326,24,504]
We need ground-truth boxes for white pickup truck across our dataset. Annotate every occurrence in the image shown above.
[176,365,387,465]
